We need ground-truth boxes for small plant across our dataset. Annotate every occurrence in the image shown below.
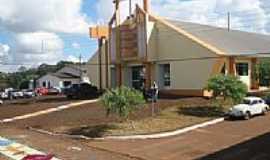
[101,86,145,121]
[207,74,247,104]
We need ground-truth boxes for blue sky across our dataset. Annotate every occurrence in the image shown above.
[0,0,270,72]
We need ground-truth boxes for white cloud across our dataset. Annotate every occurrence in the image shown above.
[95,0,142,23]
[0,43,10,57]
[0,0,92,34]
[0,0,92,72]
[152,0,269,33]
[72,42,81,49]
[11,32,64,66]
[96,0,270,33]
[66,55,80,63]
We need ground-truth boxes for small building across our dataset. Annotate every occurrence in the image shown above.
[37,66,89,89]
[87,0,270,97]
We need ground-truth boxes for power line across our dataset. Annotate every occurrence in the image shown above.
[0,56,222,66]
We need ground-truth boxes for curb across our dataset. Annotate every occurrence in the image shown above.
[104,118,225,140]
[0,99,99,123]
[30,118,225,140]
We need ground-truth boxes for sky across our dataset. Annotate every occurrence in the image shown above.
[0,0,270,72]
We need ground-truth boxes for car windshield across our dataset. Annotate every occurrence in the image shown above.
[243,99,252,105]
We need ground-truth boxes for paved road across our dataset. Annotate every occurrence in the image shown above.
[88,114,270,160]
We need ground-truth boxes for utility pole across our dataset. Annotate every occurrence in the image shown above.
[129,0,132,16]
[227,12,231,32]
[115,0,122,87]
[41,40,44,53]
[143,0,149,12]
[79,53,82,82]
[98,38,103,90]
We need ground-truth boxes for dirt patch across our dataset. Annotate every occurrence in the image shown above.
[0,95,78,119]
[4,98,232,138]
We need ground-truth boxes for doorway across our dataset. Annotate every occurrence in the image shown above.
[131,66,145,90]
[236,62,251,88]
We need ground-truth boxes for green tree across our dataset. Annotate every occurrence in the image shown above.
[254,60,270,86]
[101,86,145,121]
[207,74,247,104]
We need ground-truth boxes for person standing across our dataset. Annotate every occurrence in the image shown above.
[151,81,158,103]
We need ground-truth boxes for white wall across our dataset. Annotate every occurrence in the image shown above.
[146,20,221,90]
[86,46,111,89]
[37,74,80,88]
[37,75,60,88]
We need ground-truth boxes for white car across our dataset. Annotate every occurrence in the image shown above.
[0,92,8,99]
[22,89,36,98]
[10,90,24,99]
[228,97,269,120]
[0,100,3,105]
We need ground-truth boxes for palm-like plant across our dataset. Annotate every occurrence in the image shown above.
[101,86,145,121]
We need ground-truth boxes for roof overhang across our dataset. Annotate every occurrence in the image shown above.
[229,53,270,58]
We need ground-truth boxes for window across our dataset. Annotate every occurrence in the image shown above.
[48,81,51,88]
[163,64,171,87]
[251,100,258,105]
[131,66,145,90]
[42,82,46,87]
[63,81,72,87]
[236,63,249,76]
[243,99,251,105]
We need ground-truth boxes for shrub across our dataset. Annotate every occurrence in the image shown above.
[207,74,248,104]
[101,86,145,121]
[254,60,270,86]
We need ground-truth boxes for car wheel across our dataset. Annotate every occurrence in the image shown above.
[262,108,267,115]
[244,111,251,120]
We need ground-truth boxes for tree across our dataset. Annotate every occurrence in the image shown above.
[101,86,145,121]
[18,66,27,72]
[207,74,248,104]
[2,61,76,89]
[254,60,270,86]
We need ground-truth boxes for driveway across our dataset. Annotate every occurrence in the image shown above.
[87,114,270,160]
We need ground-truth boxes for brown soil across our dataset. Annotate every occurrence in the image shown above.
[0,95,78,119]
[3,97,219,138]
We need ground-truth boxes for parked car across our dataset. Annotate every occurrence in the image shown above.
[64,83,99,99]
[10,90,24,99]
[263,96,270,106]
[0,99,3,105]
[47,88,60,95]
[35,87,49,96]
[228,97,269,120]
[0,92,8,99]
[22,89,36,98]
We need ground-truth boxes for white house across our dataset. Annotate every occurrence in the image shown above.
[37,66,89,89]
